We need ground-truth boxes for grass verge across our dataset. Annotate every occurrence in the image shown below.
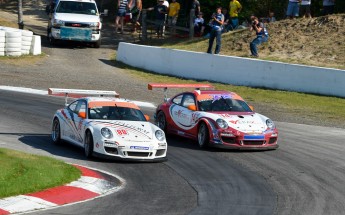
[112,53,345,128]
[0,148,81,198]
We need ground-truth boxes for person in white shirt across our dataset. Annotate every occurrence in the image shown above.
[300,0,312,18]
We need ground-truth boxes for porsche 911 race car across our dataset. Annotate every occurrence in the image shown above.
[149,83,278,150]
[49,88,167,161]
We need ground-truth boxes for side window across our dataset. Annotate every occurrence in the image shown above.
[181,94,196,108]
[172,94,183,105]
[68,101,78,113]
[78,101,86,114]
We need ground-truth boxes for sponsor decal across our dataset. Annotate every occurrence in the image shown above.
[130,146,149,150]
[96,143,99,148]
[211,94,232,103]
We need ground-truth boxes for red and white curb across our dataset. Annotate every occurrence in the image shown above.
[0,165,124,215]
[0,86,156,108]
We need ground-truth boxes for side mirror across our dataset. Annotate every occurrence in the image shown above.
[188,104,197,111]
[78,112,86,119]
[249,105,254,112]
[144,114,150,121]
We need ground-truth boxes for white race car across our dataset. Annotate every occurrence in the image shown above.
[49,88,167,161]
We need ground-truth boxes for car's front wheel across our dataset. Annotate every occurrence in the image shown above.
[157,111,167,132]
[197,122,209,148]
[52,118,61,144]
[84,131,94,158]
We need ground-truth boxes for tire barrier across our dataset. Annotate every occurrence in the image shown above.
[0,31,4,56]
[0,26,40,57]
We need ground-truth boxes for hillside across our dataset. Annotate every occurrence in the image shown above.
[162,14,345,70]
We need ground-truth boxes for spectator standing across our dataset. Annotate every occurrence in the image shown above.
[300,0,312,18]
[323,0,335,15]
[268,11,276,22]
[207,7,224,54]
[222,8,230,32]
[229,0,242,30]
[194,12,204,36]
[130,0,142,33]
[249,16,269,57]
[147,0,168,38]
[286,0,301,19]
[192,0,201,18]
[115,0,132,34]
[168,0,180,34]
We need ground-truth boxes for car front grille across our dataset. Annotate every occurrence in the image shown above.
[126,152,151,157]
[65,22,90,28]
[105,147,118,155]
[156,149,166,156]
[269,137,277,144]
[242,140,266,145]
[221,136,236,144]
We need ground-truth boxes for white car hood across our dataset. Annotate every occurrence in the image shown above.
[54,13,100,23]
[218,113,267,133]
[90,120,154,141]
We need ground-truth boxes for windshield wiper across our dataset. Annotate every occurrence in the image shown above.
[114,104,123,120]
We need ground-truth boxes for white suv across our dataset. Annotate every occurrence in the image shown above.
[47,0,102,48]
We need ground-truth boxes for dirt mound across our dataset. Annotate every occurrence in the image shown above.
[222,14,345,69]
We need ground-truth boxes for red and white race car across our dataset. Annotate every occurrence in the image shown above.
[149,83,278,150]
[49,88,167,161]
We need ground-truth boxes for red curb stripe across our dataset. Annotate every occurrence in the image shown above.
[73,165,104,179]
[0,209,10,215]
[27,186,99,205]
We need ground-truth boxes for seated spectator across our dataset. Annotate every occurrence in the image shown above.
[194,12,205,36]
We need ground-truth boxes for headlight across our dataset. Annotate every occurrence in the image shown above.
[266,119,275,129]
[155,130,165,141]
[101,127,113,139]
[89,22,100,27]
[216,119,228,129]
[52,19,64,27]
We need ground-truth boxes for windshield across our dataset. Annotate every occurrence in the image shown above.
[56,1,97,15]
[198,98,252,112]
[88,106,146,121]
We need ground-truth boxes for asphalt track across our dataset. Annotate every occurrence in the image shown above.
[1,90,345,215]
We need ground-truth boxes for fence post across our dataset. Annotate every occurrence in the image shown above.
[142,9,147,41]
[189,9,195,39]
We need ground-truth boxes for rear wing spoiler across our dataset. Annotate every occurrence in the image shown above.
[148,83,214,101]
[48,88,119,106]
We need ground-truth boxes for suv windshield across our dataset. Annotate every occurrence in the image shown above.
[56,1,97,15]
[198,98,252,112]
[88,106,146,121]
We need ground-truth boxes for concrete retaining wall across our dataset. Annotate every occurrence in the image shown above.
[117,42,345,98]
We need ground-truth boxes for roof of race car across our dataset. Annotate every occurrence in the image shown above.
[192,90,245,101]
[81,97,140,109]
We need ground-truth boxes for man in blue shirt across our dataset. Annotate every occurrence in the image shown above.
[207,7,224,54]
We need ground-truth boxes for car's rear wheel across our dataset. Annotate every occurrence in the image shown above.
[157,111,167,132]
[84,131,94,158]
[197,122,209,148]
[52,118,61,144]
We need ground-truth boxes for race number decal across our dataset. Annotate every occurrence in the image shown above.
[116,130,128,135]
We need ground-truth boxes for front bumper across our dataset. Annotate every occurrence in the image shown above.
[210,130,279,150]
[51,27,100,42]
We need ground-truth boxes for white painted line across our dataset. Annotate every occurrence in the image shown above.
[0,195,56,214]
[0,85,157,108]
[67,176,111,194]
[0,86,47,95]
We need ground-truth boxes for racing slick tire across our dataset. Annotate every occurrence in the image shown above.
[84,131,94,159]
[52,118,62,144]
[156,111,167,132]
[197,122,209,148]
